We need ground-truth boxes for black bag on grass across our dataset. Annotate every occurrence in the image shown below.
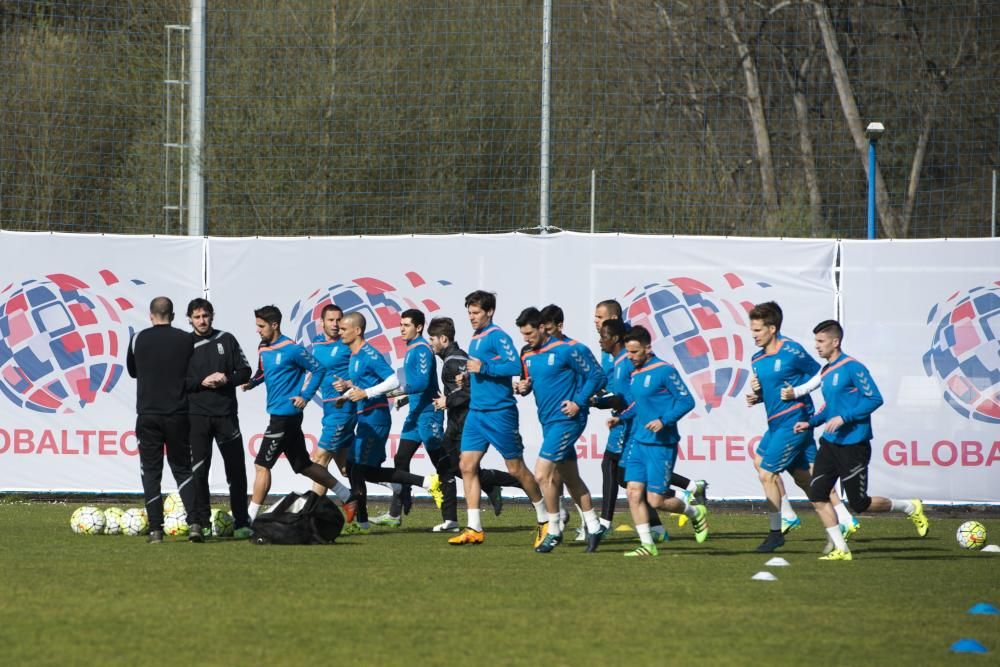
[251,491,344,545]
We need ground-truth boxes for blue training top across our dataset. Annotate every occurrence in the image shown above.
[808,352,883,445]
[751,335,820,430]
[310,334,354,417]
[247,335,322,416]
[468,323,521,411]
[521,336,606,426]
[349,342,394,425]
[401,335,440,418]
[623,354,694,446]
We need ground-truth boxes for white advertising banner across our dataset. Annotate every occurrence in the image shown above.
[840,239,1000,504]
[0,232,205,491]
[206,233,838,500]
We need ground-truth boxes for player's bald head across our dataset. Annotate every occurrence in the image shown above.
[340,311,366,334]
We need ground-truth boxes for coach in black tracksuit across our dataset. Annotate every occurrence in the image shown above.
[126,296,196,543]
[185,298,253,536]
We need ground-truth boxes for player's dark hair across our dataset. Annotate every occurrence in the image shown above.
[186,297,212,318]
[150,296,174,319]
[597,299,623,318]
[401,308,425,330]
[601,318,627,341]
[539,304,564,326]
[341,311,366,334]
[623,325,651,347]
[515,307,543,329]
[813,319,844,341]
[748,301,783,330]
[465,290,496,313]
[254,305,282,325]
[427,317,456,342]
[321,304,343,318]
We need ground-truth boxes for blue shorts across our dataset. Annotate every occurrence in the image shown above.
[350,420,389,467]
[624,443,677,495]
[758,426,814,473]
[538,416,586,462]
[318,411,356,453]
[619,436,635,469]
[460,407,524,460]
[401,409,444,452]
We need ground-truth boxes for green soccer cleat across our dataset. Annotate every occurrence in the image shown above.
[342,521,371,535]
[371,513,402,528]
[840,515,861,540]
[908,499,929,537]
[624,543,659,558]
[781,515,802,534]
[819,548,853,561]
[534,532,563,553]
[427,475,444,509]
[233,526,253,540]
[691,504,709,544]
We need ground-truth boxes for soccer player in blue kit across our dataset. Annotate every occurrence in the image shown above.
[619,325,708,557]
[372,308,453,528]
[241,305,350,524]
[449,291,547,546]
[334,311,443,533]
[516,307,607,553]
[789,320,928,560]
[744,301,825,552]
[306,304,358,523]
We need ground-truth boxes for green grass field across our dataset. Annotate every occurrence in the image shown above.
[1,498,997,666]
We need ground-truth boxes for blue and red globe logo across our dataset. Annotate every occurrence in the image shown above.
[0,271,138,413]
[923,281,1000,424]
[289,272,452,366]
[624,273,766,417]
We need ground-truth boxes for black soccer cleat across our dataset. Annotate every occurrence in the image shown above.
[188,523,205,543]
[147,530,164,544]
[755,530,785,553]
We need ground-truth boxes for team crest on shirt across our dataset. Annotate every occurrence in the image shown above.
[547,354,555,366]
[275,353,283,365]
[773,359,782,372]
[643,375,652,387]
[217,343,225,355]
[832,372,840,386]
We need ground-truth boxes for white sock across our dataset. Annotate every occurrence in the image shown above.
[548,512,563,536]
[331,481,351,503]
[891,499,915,515]
[599,517,612,529]
[583,508,601,534]
[467,508,482,532]
[769,512,782,531]
[388,483,402,494]
[422,475,435,488]
[532,499,547,523]
[780,496,796,521]
[636,522,654,546]
[826,525,849,552]
[248,502,261,521]
[682,501,699,519]
[686,480,699,492]
[834,502,853,525]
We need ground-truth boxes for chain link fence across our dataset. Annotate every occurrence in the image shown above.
[1,0,998,238]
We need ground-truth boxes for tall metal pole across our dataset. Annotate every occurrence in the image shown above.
[187,0,206,237]
[866,138,877,240]
[539,0,552,234]
[992,169,997,238]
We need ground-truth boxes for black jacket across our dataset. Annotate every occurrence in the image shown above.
[437,342,469,440]
[126,324,194,416]
[186,329,252,417]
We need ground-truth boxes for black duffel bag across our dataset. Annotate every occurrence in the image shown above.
[251,491,344,545]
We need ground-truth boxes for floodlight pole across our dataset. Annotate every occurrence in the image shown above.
[539,0,552,235]
[187,0,206,237]
[865,122,884,240]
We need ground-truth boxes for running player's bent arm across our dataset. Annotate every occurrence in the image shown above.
[840,362,884,423]
[294,347,324,403]
[245,351,265,390]
[227,335,252,386]
[659,367,696,425]
[569,346,606,407]
[477,332,522,377]
[791,372,822,399]
[401,345,432,394]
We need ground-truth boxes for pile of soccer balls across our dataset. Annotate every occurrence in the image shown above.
[69,491,236,538]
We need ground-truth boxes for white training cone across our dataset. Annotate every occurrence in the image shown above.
[751,571,778,581]
[981,544,1000,553]
[765,557,790,567]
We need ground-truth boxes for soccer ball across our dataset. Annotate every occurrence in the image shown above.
[70,506,106,535]
[103,507,126,535]
[210,508,235,537]
[121,508,149,536]
[163,491,185,516]
[163,510,189,536]
[956,521,987,550]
